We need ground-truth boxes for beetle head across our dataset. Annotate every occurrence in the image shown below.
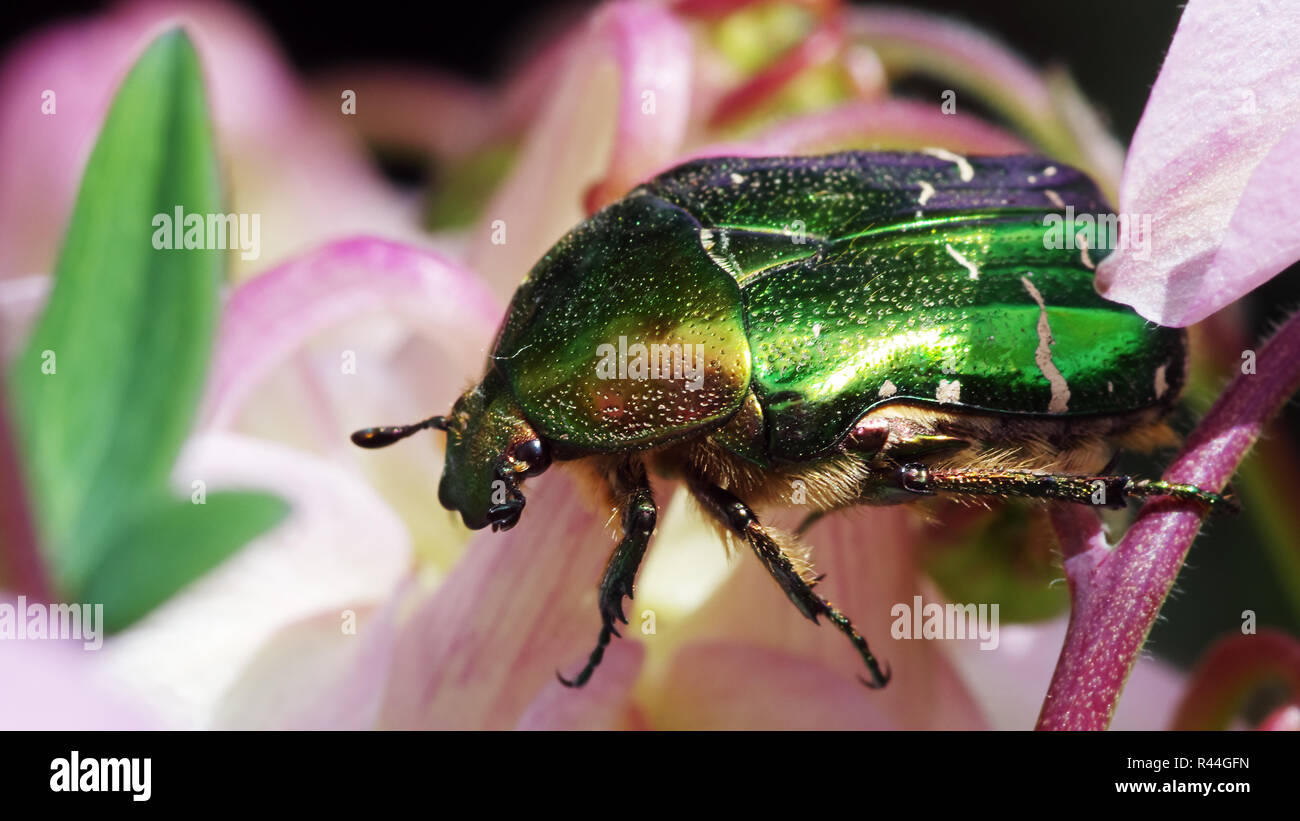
[437,377,551,531]
[350,373,551,533]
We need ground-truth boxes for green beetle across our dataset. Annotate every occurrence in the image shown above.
[354,151,1231,688]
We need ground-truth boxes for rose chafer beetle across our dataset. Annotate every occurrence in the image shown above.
[353,151,1232,689]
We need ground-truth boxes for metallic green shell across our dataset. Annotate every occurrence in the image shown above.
[638,152,1185,462]
[492,195,751,451]
[493,152,1185,462]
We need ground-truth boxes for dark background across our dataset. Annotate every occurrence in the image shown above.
[3,0,1185,143]
[4,0,1299,679]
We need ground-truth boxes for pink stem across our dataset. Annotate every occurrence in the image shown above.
[1038,307,1300,730]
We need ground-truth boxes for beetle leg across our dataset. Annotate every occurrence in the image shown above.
[557,459,656,688]
[688,477,891,689]
[890,463,1238,514]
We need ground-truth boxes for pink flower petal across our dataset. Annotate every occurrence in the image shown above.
[0,627,159,729]
[685,98,1028,161]
[210,590,407,730]
[655,508,987,730]
[95,432,411,729]
[378,469,646,729]
[846,7,1055,138]
[311,69,499,160]
[201,236,499,431]
[846,6,1124,191]
[515,641,645,730]
[1095,0,1300,326]
[652,641,898,730]
[312,33,572,161]
[467,0,693,296]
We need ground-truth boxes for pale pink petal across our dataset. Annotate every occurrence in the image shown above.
[311,35,572,161]
[202,238,502,572]
[210,589,407,730]
[94,432,411,729]
[379,470,646,730]
[652,642,897,730]
[311,69,499,160]
[0,0,418,281]
[846,6,1124,191]
[0,629,159,729]
[1095,0,1300,326]
[515,641,645,730]
[685,98,1028,161]
[846,7,1055,140]
[467,0,693,296]
[201,236,499,431]
[654,508,987,730]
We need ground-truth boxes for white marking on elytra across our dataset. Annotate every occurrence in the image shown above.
[936,379,961,403]
[1027,175,1038,184]
[1044,189,1066,210]
[1044,165,1058,177]
[700,227,743,278]
[917,180,936,205]
[945,243,980,280]
[920,147,974,182]
[1077,231,1095,270]
[879,379,897,398]
[1021,275,1071,413]
[1154,364,1169,399]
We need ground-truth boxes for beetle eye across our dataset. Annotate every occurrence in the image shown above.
[512,438,551,477]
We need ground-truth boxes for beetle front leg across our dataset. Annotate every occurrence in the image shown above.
[688,477,891,689]
[558,459,656,688]
[889,463,1237,513]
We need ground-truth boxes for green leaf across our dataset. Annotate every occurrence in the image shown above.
[6,29,285,621]
[82,492,289,633]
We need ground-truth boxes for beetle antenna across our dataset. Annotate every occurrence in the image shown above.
[351,415,448,449]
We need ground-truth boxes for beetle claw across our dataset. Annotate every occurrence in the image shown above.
[858,661,892,690]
